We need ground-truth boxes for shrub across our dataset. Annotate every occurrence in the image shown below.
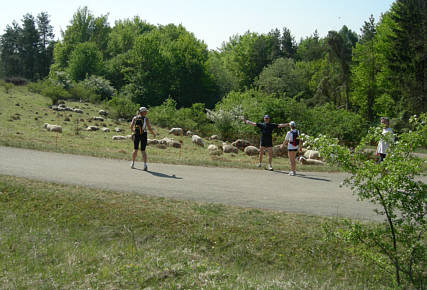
[69,82,100,103]
[82,75,116,101]
[41,85,72,105]
[107,93,140,120]
[5,76,27,86]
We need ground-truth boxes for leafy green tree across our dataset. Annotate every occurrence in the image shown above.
[67,42,103,81]
[36,12,55,78]
[280,27,297,59]
[0,22,22,77]
[306,114,426,288]
[351,15,379,122]
[326,26,358,110]
[19,14,39,80]
[255,57,304,97]
[386,0,426,115]
[296,30,327,61]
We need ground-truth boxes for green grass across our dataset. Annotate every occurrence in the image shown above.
[0,175,394,289]
[0,85,338,172]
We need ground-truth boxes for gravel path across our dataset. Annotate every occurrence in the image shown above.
[0,146,390,221]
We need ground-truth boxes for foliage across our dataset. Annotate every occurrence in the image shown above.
[305,113,427,288]
[206,106,243,141]
[41,83,72,104]
[82,75,115,100]
[0,12,54,80]
[67,42,103,81]
[107,92,140,120]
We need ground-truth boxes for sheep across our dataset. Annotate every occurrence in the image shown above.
[169,128,183,136]
[192,135,204,147]
[232,139,251,150]
[222,143,238,154]
[43,123,62,133]
[244,146,259,156]
[303,150,320,160]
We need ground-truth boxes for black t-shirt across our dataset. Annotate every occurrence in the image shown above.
[256,122,278,139]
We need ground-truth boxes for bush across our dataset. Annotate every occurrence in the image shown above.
[69,82,100,103]
[107,93,140,120]
[82,75,116,101]
[41,85,72,105]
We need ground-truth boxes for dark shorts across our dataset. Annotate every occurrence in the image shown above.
[288,149,298,152]
[377,153,386,163]
[133,132,147,151]
[260,136,273,148]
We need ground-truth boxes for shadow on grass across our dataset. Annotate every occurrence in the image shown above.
[134,168,183,179]
[273,171,331,182]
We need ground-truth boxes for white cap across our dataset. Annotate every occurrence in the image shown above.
[289,121,296,127]
[139,107,148,113]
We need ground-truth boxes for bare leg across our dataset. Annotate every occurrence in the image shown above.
[288,151,297,171]
[259,147,265,164]
[141,150,147,163]
[132,149,138,161]
[267,147,273,165]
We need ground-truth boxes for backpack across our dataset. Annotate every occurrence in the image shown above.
[291,130,299,146]
[134,116,146,135]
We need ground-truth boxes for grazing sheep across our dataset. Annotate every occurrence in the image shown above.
[43,123,62,133]
[192,135,204,147]
[209,135,219,140]
[92,116,104,121]
[147,139,159,145]
[102,127,110,132]
[86,126,99,131]
[112,136,126,140]
[244,146,259,156]
[114,127,122,132]
[232,139,251,150]
[73,108,83,113]
[169,128,183,136]
[298,156,325,165]
[99,110,108,116]
[208,144,222,155]
[303,150,320,160]
[186,130,194,136]
[222,143,238,154]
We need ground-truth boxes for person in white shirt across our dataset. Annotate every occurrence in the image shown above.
[281,121,302,176]
[376,117,393,163]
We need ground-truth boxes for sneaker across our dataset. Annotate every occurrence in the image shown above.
[256,163,262,168]
[143,164,148,171]
[267,164,273,171]
[289,171,296,176]
[130,162,135,169]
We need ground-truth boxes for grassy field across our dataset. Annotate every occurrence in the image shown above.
[0,85,338,172]
[0,175,394,289]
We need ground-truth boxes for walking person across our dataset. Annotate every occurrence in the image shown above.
[243,115,289,170]
[130,107,156,170]
[281,121,301,176]
[376,117,393,163]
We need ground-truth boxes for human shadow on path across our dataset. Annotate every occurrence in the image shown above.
[134,168,183,179]
[273,171,330,182]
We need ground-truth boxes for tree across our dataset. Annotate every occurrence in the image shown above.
[0,22,22,77]
[296,30,327,62]
[280,27,297,59]
[327,26,358,110]
[306,113,426,288]
[386,0,426,115]
[67,42,103,81]
[351,15,379,122]
[36,12,55,78]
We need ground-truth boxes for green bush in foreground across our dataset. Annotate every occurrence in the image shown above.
[305,113,426,288]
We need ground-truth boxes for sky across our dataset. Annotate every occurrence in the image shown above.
[0,0,395,50]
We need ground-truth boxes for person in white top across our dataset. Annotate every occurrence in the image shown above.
[281,121,302,176]
[376,117,393,163]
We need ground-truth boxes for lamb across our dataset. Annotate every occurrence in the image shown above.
[43,123,62,133]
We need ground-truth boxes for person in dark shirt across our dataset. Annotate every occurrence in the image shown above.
[243,115,289,170]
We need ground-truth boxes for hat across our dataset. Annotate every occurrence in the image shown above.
[139,107,148,113]
[264,115,270,119]
[289,121,296,127]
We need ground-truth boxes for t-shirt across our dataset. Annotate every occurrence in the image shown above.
[256,122,278,139]
[377,127,393,154]
[285,129,300,150]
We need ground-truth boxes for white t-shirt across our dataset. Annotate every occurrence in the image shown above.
[377,127,393,154]
[285,129,300,150]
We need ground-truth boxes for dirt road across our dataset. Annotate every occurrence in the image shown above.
[1,146,388,221]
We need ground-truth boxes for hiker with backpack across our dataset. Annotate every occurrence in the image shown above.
[281,121,301,176]
[130,107,156,171]
[243,115,289,171]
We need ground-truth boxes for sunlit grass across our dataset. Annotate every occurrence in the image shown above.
[0,175,392,288]
[0,86,338,172]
